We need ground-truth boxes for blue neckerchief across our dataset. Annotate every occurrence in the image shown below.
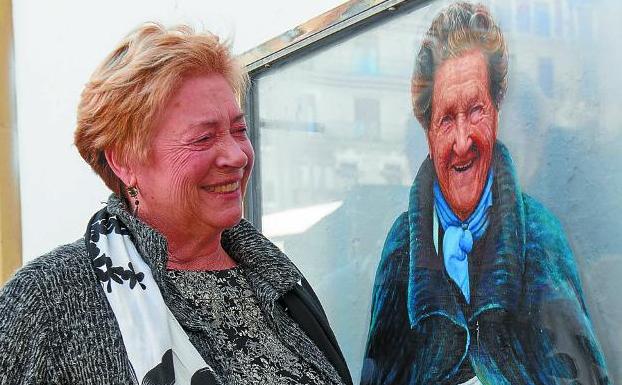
[433,170,493,303]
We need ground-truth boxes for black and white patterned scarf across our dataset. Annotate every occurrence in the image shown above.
[86,207,218,385]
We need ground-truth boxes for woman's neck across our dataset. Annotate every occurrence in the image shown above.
[136,207,239,271]
[166,237,237,270]
[165,232,238,271]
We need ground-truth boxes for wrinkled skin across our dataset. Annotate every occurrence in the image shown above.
[427,49,498,220]
[108,73,254,269]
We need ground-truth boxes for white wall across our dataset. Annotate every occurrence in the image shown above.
[12,0,345,262]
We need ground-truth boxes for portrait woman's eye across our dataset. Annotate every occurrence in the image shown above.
[439,114,454,130]
[469,104,484,122]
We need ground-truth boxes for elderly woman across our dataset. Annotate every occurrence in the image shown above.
[0,24,352,385]
[361,3,609,385]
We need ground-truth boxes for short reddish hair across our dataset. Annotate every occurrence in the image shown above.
[75,22,247,191]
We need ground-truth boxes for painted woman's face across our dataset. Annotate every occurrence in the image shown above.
[427,49,498,220]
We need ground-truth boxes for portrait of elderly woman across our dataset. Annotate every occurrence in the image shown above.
[0,24,352,385]
[361,3,609,385]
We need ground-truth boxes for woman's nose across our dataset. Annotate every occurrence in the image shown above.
[215,134,248,169]
[453,115,473,156]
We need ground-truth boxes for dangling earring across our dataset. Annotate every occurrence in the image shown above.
[127,185,140,216]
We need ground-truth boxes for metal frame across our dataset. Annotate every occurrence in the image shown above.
[242,81,263,230]
[240,0,428,228]
[0,0,21,284]
[239,0,425,74]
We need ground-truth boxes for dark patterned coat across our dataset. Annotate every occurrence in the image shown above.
[361,142,610,385]
[0,195,352,385]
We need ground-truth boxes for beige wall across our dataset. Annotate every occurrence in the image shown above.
[0,0,21,284]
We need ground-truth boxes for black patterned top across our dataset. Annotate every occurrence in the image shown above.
[167,266,327,385]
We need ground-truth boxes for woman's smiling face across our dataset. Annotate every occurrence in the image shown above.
[131,72,254,235]
[427,49,498,220]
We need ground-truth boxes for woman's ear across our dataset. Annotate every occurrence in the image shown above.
[104,148,137,188]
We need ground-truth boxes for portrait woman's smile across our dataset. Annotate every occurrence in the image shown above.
[428,49,497,221]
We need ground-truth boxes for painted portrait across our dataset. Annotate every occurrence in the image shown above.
[360,2,610,384]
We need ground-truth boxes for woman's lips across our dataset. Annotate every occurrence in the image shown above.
[452,158,475,173]
[203,181,240,193]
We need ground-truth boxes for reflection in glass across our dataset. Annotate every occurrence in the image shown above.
[254,0,622,381]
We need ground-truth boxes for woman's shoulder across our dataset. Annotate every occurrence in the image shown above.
[0,240,89,360]
[0,239,132,383]
[1,238,92,301]
[19,238,89,274]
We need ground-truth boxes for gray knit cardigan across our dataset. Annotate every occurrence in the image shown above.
[0,195,344,385]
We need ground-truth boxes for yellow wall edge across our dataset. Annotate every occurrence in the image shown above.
[0,0,22,285]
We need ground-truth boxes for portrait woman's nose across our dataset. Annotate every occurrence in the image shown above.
[452,115,473,157]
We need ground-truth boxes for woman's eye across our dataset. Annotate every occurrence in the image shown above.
[469,104,484,120]
[232,126,248,135]
[440,115,453,128]
[193,135,212,144]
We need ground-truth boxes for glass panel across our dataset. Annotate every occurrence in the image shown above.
[254,0,622,382]
[534,2,551,37]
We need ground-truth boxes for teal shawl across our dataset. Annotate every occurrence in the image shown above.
[361,142,610,385]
